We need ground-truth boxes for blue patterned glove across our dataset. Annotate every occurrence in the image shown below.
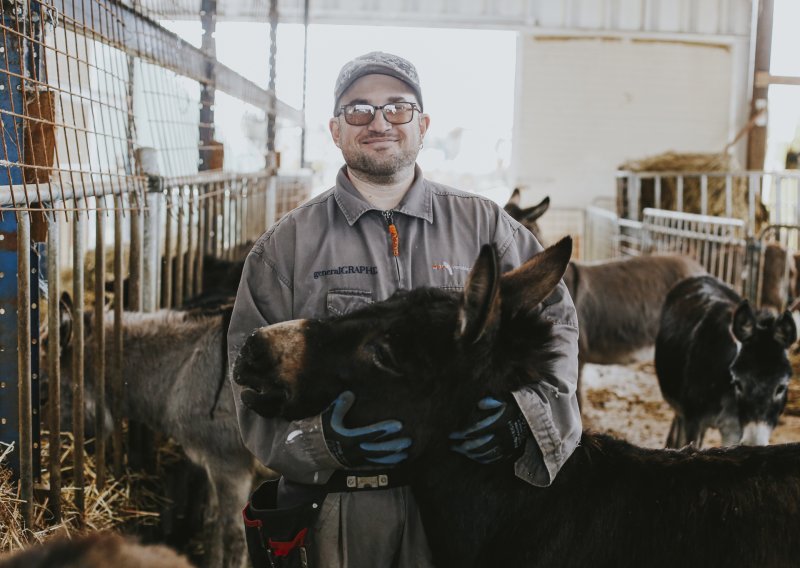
[449,396,529,464]
[321,391,412,468]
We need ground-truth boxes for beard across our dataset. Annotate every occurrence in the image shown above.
[341,140,419,183]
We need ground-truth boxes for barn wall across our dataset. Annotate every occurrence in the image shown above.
[512,34,750,209]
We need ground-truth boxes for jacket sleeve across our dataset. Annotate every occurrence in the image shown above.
[496,218,582,487]
[227,245,342,485]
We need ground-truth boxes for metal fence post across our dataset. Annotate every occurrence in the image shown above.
[138,147,162,313]
[93,205,106,490]
[46,210,61,523]
[16,210,33,529]
[71,204,86,518]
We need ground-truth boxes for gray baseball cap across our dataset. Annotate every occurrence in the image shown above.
[333,51,423,115]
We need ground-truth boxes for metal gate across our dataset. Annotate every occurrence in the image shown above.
[585,204,800,312]
[642,208,747,293]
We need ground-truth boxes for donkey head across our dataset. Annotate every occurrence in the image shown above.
[233,237,572,459]
[730,300,797,445]
[503,189,550,245]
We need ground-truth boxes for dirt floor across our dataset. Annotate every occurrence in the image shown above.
[581,358,800,449]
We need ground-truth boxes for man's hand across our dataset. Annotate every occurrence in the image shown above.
[449,396,529,464]
[321,391,412,468]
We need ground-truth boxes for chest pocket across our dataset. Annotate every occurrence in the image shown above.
[327,289,373,316]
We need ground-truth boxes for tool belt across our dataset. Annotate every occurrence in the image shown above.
[243,469,410,568]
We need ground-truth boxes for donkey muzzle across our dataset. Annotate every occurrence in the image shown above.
[233,321,307,417]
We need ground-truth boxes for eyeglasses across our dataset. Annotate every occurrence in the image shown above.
[338,102,420,126]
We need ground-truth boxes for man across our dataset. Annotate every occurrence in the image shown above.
[228,51,581,567]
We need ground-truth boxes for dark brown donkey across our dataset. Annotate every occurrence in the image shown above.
[233,238,800,568]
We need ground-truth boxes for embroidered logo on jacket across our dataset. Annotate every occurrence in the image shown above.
[432,262,471,276]
[314,265,378,280]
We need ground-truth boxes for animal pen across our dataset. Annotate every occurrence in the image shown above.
[0,0,308,547]
[583,160,800,311]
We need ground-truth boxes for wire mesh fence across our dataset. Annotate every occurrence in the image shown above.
[0,0,303,204]
[0,0,309,546]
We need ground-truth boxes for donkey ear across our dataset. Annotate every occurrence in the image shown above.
[501,236,573,312]
[524,196,550,223]
[775,311,798,348]
[459,244,501,344]
[732,300,756,342]
[59,292,74,351]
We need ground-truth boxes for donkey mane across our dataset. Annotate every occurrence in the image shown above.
[99,309,222,342]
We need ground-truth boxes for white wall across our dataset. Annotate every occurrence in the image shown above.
[512,35,748,209]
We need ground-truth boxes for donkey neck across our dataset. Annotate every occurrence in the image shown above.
[97,310,225,417]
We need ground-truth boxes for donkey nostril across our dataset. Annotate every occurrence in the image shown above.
[233,351,259,385]
[234,343,281,393]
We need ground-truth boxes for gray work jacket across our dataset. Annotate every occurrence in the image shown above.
[228,165,581,567]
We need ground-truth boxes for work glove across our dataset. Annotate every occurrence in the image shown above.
[449,396,529,464]
[321,391,412,468]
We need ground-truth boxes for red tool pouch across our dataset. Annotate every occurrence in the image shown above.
[243,479,323,568]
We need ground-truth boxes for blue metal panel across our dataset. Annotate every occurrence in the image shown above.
[0,11,27,477]
[0,214,21,476]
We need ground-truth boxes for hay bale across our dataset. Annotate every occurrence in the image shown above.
[0,434,167,555]
[618,151,769,231]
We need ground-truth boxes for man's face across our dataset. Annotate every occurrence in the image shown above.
[329,74,430,180]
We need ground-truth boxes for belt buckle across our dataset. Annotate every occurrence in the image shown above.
[345,474,390,489]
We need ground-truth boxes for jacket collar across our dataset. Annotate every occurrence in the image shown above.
[333,164,433,226]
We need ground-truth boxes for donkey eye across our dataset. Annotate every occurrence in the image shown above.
[369,340,401,376]
[775,384,788,398]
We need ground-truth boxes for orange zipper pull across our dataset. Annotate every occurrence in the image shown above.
[383,210,400,257]
[388,224,399,257]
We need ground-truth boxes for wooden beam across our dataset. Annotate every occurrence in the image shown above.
[746,0,774,170]
[755,71,800,88]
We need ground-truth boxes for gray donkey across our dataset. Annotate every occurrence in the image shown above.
[53,294,255,568]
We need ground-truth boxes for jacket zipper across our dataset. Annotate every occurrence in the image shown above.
[383,210,402,282]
